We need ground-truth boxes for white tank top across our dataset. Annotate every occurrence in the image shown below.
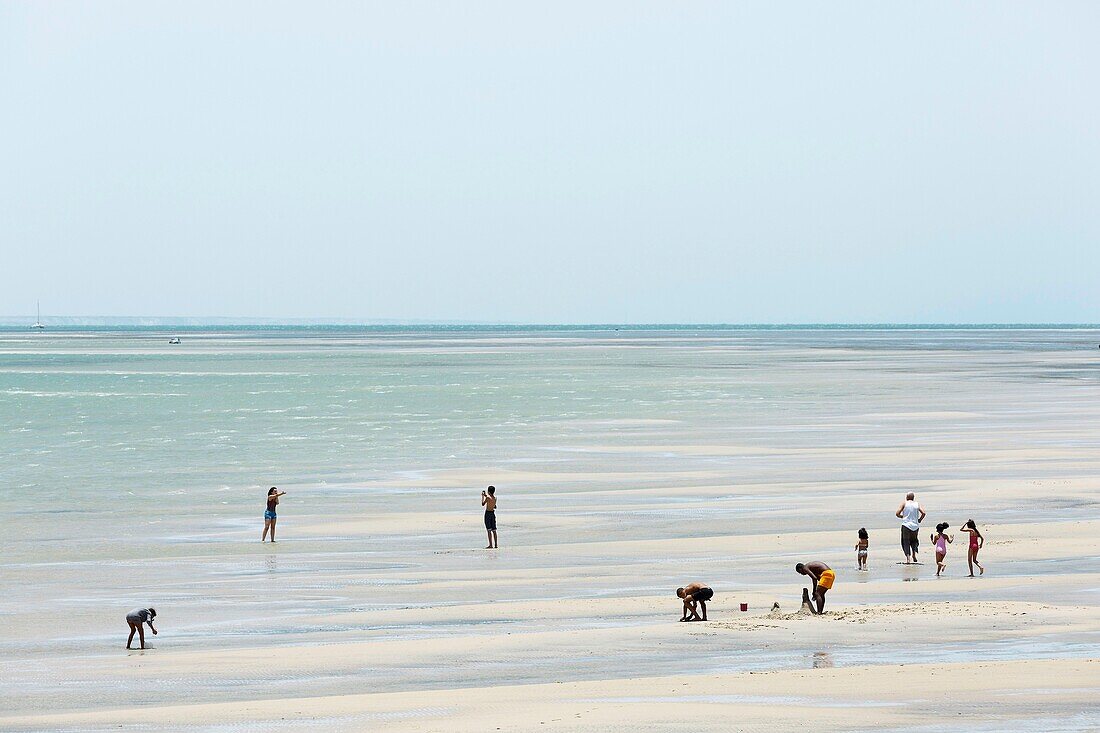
[900,500,921,530]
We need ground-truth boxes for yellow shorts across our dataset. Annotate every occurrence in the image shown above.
[817,570,835,590]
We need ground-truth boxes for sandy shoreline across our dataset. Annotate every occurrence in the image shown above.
[5,509,1098,728]
[5,658,1097,732]
[4,518,1099,731]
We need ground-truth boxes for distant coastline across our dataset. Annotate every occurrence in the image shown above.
[0,318,1098,331]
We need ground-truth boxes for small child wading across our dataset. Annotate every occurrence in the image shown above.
[855,528,869,571]
[931,522,953,576]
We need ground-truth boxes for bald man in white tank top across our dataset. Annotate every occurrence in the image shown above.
[896,492,926,563]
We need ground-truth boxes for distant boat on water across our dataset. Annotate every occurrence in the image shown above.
[168,337,182,344]
[31,301,45,329]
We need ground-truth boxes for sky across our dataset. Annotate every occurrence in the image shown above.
[2,1,1098,324]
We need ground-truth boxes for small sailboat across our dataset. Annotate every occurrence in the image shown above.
[31,301,45,329]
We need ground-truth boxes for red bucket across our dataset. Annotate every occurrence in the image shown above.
[740,603,748,612]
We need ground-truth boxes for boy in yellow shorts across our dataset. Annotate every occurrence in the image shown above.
[795,561,834,614]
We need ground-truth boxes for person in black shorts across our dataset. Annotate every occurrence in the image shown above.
[676,583,714,621]
[481,485,498,549]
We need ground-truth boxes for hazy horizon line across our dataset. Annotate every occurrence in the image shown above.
[2,316,1099,330]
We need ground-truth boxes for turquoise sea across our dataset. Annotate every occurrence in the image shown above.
[3,326,1094,515]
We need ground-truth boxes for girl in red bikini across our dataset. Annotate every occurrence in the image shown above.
[958,519,985,576]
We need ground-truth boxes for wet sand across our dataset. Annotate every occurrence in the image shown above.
[7,659,1097,732]
[3,510,1099,731]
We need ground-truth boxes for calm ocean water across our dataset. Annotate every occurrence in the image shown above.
[4,325,1097,507]
[3,325,1099,545]
[3,326,1100,717]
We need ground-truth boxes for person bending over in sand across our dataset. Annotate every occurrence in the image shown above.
[262,487,286,542]
[795,561,834,614]
[676,583,713,621]
[481,486,498,549]
[958,519,985,576]
[896,492,926,564]
[125,607,157,649]
[931,522,953,576]
[855,527,869,571]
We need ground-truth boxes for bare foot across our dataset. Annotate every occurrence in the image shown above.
[979,567,984,575]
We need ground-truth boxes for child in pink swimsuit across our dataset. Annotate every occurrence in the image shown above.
[931,522,953,576]
[959,519,985,576]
